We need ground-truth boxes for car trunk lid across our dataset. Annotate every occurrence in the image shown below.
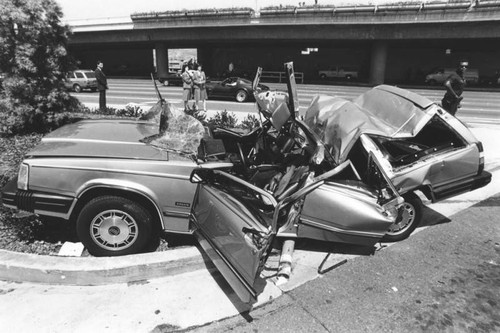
[27,119,172,161]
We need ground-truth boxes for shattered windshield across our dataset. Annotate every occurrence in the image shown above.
[139,101,205,156]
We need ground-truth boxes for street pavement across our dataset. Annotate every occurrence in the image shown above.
[0,122,498,332]
[189,191,500,333]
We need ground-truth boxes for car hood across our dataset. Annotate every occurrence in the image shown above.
[27,119,170,160]
[303,85,436,164]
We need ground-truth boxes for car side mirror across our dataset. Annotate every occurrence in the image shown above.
[190,169,214,184]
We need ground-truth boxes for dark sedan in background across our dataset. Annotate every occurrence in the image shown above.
[206,77,269,102]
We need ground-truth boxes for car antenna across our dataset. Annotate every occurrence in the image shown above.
[151,73,166,106]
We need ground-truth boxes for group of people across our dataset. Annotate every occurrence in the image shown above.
[181,62,207,113]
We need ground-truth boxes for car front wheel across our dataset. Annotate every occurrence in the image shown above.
[73,84,82,93]
[76,195,154,256]
[235,89,248,103]
[382,192,422,242]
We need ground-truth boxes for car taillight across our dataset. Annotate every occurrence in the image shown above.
[17,163,29,190]
[476,142,484,175]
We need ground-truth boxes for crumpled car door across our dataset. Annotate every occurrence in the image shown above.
[189,169,278,304]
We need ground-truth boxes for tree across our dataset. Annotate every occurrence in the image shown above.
[0,0,80,135]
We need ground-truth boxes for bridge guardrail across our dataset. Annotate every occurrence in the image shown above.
[261,71,304,84]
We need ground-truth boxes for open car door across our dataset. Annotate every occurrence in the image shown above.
[189,169,278,304]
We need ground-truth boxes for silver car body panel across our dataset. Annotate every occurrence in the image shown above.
[302,84,486,199]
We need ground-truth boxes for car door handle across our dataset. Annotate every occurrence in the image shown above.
[242,227,268,250]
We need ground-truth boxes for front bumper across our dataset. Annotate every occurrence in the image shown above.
[1,177,74,218]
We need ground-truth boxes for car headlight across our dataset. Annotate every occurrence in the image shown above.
[17,163,29,190]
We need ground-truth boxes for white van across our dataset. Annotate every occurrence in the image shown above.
[425,67,479,85]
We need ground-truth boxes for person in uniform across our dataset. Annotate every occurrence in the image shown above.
[441,61,468,116]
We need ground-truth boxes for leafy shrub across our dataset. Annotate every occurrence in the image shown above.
[240,113,261,130]
[207,110,238,128]
[0,0,81,136]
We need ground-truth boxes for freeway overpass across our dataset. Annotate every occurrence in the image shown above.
[67,0,500,85]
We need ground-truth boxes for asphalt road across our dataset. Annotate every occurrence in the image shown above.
[72,79,500,128]
[186,192,500,333]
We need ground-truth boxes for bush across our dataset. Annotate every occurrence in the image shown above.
[240,113,261,130]
[207,110,238,128]
[0,0,80,136]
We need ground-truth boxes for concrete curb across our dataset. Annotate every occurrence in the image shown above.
[0,247,204,286]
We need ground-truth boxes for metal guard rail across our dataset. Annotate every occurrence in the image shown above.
[261,71,304,84]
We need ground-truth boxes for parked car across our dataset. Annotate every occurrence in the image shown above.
[206,77,269,102]
[318,66,358,80]
[64,70,98,93]
[425,67,479,85]
[479,70,500,86]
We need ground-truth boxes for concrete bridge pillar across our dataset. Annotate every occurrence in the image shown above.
[155,42,169,78]
[197,47,215,77]
[369,41,388,85]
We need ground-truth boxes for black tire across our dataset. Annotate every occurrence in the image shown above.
[382,192,422,242]
[73,84,82,93]
[235,89,248,103]
[320,74,327,79]
[76,195,155,256]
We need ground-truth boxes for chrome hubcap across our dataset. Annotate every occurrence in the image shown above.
[388,202,415,235]
[90,210,138,251]
[236,92,246,102]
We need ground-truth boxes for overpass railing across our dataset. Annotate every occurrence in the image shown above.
[261,71,304,84]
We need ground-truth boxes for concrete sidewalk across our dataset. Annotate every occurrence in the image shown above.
[0,126,498,332]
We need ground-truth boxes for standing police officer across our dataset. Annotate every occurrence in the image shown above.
[441,61,468,116]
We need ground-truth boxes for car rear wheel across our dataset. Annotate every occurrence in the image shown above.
[73,84,82,93]
[320,74,327,79]
[76,195,154,256]
[382,192,422,242]
[235,90,248,103]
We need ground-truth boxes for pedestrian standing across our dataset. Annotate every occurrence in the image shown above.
[192,65,201,112]
[95,61,108,112]
[441,61,468,116]
[197,64,207,111]
[181,64,193,112]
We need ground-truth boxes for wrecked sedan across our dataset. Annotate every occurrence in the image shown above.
[305,84,491,241]
[1,65,404,302]
[1,66,403,260]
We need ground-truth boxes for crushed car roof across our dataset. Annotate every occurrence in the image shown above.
[304,85,436,164]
